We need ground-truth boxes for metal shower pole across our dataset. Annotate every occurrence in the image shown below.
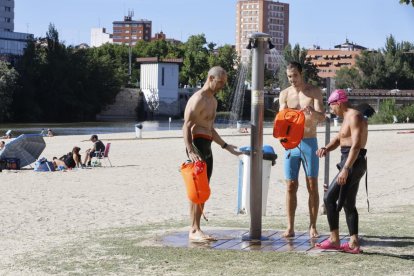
[244,32,271,241]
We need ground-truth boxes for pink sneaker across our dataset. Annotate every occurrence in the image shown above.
[315,239,341,250]
[340,242,363,254]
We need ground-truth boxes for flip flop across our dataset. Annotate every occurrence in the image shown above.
[340,242,363,254]
[315,239,341,250]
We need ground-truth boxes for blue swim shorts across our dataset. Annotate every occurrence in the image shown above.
[283,137,319,180]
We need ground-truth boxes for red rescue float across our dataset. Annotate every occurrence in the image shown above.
[273,108,305,150]
[180,160,210,204]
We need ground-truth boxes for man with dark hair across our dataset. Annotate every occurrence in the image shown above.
[316,89,368,254]
[83,134,105,166]
[183,66,241,242]
[278,61,325,238]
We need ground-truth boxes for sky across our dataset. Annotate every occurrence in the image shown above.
[15,0,414,50]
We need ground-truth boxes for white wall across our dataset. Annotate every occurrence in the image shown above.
[140,63,179,104]
[90,28,113,47]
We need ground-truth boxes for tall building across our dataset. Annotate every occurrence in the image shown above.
[0,0,32,57]
[0,0,14,32]
[236,0,289,70]
[112,12,152,45]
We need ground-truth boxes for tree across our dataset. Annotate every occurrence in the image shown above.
[180,34,209,86]
[335,67,361,89]
[355,35,414,89]
[399,0,414,6]
[208,44,239,111]
[12,24,122,122]
[0,61,18,122]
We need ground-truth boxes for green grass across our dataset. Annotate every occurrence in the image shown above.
[17,206,414,275]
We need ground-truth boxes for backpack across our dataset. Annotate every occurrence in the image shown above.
[34,157,55,172]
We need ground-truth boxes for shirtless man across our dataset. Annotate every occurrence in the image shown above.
[315,89,368,254]
[183,66,241,242]
[279,62,325,238]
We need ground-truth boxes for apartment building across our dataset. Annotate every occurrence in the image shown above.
[236,0,289,70]
[307,40,367,78]
[112,14,152,45]
[0,0,13,32]
[0,0,33,57]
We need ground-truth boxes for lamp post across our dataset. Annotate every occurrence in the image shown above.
[243,32,272,241]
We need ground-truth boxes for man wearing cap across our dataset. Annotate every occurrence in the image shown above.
[279,61,325,238]
[83,134,105,166]
[315,89,368,254]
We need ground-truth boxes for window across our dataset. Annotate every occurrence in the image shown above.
[162,67,165,86]
[5,6,11,12]
[4,17,11,23]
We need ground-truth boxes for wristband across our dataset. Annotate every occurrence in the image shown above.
[222,142,228,149]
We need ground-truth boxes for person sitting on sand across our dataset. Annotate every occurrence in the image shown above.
[47,129,54,137]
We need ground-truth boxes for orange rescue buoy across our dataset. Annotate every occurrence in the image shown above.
[180,160,210,204]
[273,109,305,150]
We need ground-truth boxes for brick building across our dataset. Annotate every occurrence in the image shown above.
[112,13,152,45]
[306,40,367,78]
[236,0,289,70]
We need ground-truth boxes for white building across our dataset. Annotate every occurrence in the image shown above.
[90,27,113,47]
[137,57,183,116]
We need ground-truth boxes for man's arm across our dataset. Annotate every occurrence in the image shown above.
[183,98,201,162]
[343,115,364,170]
[212,128,241,156]
[303,87,325,122]
[316,133,340,158]
[336,115,364,185]
[278,90,287,111]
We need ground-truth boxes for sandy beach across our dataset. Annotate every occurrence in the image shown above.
[0,123,413,273]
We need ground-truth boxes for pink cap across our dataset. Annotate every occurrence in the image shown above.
[328,89,348,104]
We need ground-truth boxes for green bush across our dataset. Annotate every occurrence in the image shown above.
[369,99,414,124]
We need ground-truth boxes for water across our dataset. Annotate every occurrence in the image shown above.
[228,62,249,126]
[269,48,287,71]
[0,121,185,136]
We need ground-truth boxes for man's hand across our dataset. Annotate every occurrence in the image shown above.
[337,169,349,185]
[302,105,315,115]
[225,144,242,156]
[316,147,328,158]
[187,150,202,162]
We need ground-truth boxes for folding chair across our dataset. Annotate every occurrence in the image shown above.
[92,143,112,167]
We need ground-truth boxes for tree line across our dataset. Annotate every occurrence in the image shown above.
[0,24,240,123]
[1,24,413,123]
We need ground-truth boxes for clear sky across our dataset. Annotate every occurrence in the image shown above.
[15,0,414,50]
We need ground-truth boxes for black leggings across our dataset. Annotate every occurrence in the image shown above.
[324,147,367,236]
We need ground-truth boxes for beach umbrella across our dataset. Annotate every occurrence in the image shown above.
[0,134,46,168]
